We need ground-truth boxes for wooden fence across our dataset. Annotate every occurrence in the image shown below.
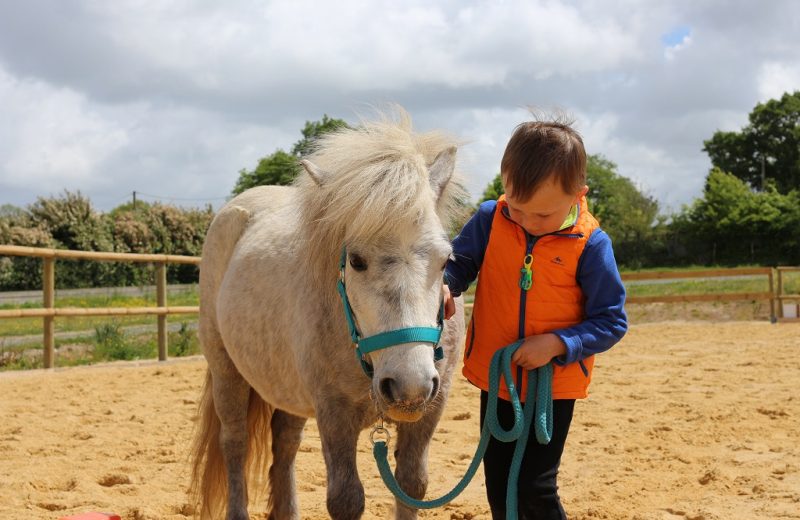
[776,266,800,323]
[0,245,200,368]
[1,245,797,368]
[622,267,777,318]
[464,266,799,322]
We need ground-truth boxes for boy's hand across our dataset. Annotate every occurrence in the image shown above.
[442,284,456,320]
[511,333,567,370]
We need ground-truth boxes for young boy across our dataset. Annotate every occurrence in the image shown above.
[443,119,627,519]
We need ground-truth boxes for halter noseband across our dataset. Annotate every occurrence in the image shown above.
[336,247,444,377]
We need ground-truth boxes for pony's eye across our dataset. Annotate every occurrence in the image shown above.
[349,254,368,272]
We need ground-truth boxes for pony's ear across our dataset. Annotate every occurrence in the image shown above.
[300,159,326,186]
[428,146,457,199]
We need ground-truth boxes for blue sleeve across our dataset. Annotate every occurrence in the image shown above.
[444,200,496,297]
[552,229,628,365]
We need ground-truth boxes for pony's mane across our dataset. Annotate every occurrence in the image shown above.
[295,108,466,281]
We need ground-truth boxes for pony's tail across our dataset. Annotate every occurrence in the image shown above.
[189,370,274,519]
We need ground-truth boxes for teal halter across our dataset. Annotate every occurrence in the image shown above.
[336,247,445,377]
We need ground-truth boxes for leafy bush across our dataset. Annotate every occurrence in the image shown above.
[169,322,198,357]
[0,192,215,290]
[94,322,147,361]
[0,212,54,290]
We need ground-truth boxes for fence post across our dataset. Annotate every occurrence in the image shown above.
[768,268,776,323]
[157,262,167,361]
[43,257,55,368]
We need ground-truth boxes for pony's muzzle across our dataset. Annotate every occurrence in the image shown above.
[377,373,440,422]
[379,374,440,403]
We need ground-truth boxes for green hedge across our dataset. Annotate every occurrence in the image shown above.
[0,192,214,291]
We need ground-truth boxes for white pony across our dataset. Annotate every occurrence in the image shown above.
[190,109,466,519]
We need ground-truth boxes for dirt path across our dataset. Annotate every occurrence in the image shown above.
[0,322,798,519]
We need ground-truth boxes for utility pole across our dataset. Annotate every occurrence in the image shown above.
[133,190,137,210]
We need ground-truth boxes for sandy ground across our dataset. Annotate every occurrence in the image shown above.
[0,321,798,520]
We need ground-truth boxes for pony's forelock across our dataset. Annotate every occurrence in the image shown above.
[295,108,465,277]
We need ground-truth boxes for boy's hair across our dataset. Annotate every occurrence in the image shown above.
[500,117,586,201]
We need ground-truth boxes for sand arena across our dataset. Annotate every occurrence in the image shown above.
[0,321,798,520]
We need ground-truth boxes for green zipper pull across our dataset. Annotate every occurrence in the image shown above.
[519,254,533,290]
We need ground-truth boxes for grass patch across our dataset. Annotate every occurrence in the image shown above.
[0,286,199,337]
[625,277,771,297]
[0,320,200,371]
[170,322,198,357]
[624,270,800,298]
[94,322,152,361]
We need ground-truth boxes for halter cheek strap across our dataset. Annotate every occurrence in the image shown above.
[337,247,445,377]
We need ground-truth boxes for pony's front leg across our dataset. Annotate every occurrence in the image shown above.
[393,410,442,520]
[317,401,366,520]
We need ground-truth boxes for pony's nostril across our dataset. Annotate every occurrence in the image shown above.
[430,375,440,400]
[379,378,396,402]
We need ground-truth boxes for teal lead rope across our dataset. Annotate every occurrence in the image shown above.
[373,340,553,519]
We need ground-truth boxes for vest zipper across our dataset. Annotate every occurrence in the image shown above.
[518,232,536,340]
[516,232,537,396]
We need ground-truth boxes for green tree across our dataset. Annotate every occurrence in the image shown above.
[232,150,300,194]
[703,91,800,193]
[586,156,660,238]
[585,155,662,267]
[672,168,800,265]
[232,115,351,195]
[478,173,504,204]
[291,114,351,157]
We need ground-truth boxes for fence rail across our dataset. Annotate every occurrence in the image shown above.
[1,244,798,368]
[0,245,201,368]
[0,244,201,264]
[464,266,800,323]
[776,266,800,323]
[0,306,198,318]
[620,267,776,316]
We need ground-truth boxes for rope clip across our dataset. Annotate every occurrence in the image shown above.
[370,416,391,446]
[519,254,533,290]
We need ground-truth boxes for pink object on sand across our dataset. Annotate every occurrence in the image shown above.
[59,513,121,520]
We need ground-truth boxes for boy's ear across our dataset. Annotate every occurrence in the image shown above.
[575,185,589,202]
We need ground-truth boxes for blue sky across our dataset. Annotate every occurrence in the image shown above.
[0,1,798,215]
[662,26,692,47]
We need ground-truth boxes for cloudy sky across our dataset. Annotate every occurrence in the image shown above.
[1,1,798,214]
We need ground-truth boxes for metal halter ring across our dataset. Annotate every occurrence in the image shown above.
[370,425,392,446]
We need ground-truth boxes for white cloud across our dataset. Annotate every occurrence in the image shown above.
[664,34,692,61]
[79,0,643,95]
[1,0,799,213]
[0,66,128,190]
[758,61,800,101]
[0,60,301,208]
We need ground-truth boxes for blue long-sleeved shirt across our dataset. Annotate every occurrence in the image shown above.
[445,200,628,365]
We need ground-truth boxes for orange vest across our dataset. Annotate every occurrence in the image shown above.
[463,195,600,401]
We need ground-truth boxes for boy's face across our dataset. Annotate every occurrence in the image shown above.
[503,174,588,236]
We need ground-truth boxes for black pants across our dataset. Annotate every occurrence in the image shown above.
[480,391,575,520]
